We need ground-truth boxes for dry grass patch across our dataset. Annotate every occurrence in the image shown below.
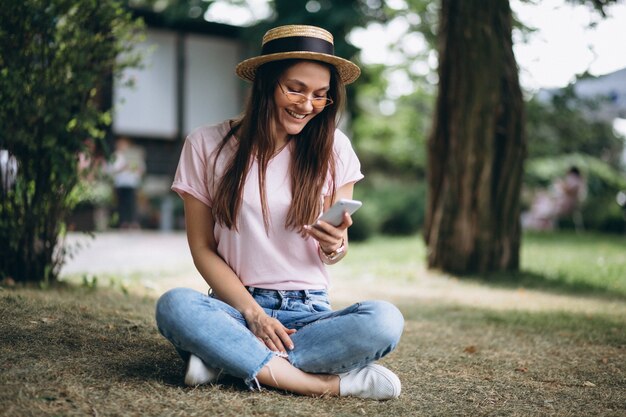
[1,284,624,417]
[2,231,625,416]
[394,301,625,416]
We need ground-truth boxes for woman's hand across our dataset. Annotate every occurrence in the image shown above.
[304,211,352,254]
[244,310,296,353]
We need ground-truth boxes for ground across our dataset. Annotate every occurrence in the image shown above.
[1,231,624,416]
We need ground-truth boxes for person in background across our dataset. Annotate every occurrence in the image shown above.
[107,136,145,229]
[553,166,586,218]
[522,166,586,231]
[155,25,404,400]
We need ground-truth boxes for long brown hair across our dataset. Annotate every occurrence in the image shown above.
[211,59,345,232]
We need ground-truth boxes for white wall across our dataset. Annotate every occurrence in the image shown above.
[113,29,178,139]
[574,68,626,120]
[185,35,242,134]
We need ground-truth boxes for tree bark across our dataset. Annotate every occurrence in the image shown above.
[424,0,526,274]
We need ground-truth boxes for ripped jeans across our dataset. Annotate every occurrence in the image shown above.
[155,287,404,388]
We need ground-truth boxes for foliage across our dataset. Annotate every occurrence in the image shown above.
[127,0,383,62]
[565,0,624,17]
[352,64,433,177]
[347,0,436,177]
[68,178,114,207]
[351,176,426,240]
[0,0,144,284]
[526,88,624,167]
[524,86,626,232]
[525,153,626,190]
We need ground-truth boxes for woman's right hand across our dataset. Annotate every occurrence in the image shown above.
[244,310,296,353]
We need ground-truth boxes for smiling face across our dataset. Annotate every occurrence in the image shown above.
[273,61,331,142]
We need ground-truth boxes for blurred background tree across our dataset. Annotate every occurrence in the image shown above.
[424,0,526,274]
[0,0,144,284]
[423,0,624,274]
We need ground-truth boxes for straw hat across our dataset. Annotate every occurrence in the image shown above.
[235,25,361,85]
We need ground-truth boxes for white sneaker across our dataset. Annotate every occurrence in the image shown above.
[339,364,401,400]
[184,354,221,386]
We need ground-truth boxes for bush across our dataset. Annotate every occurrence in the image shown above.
[351,177,426,239]
[346,202,379,241]
[379,184,425,235]
[0,1,143,284]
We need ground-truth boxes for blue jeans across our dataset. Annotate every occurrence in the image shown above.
[155,287,404,388]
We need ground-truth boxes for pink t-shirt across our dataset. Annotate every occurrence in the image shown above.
[171,121,364,290]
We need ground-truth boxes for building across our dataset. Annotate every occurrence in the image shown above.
[108,10,246,230]
[536,67,626,168]
[537,67,626,122]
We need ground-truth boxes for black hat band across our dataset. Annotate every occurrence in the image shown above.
[262,36,334,56]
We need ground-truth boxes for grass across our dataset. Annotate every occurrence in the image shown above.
[1,231,625,416]
[518,231,626,298]
[342,231,626,300]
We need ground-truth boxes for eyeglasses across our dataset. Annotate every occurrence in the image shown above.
[278,83,333,109]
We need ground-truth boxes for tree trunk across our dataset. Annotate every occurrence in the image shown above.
[424,0,526,274]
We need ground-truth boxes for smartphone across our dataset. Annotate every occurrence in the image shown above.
[316,199,363,227]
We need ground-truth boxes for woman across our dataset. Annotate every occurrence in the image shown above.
[156,25,404,400]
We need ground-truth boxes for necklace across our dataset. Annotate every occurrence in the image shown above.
[272,140,291,157]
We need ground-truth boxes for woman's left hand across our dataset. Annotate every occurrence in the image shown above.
[304,211,351,254]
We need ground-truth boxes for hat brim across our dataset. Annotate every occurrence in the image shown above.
[235,52,361,85]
